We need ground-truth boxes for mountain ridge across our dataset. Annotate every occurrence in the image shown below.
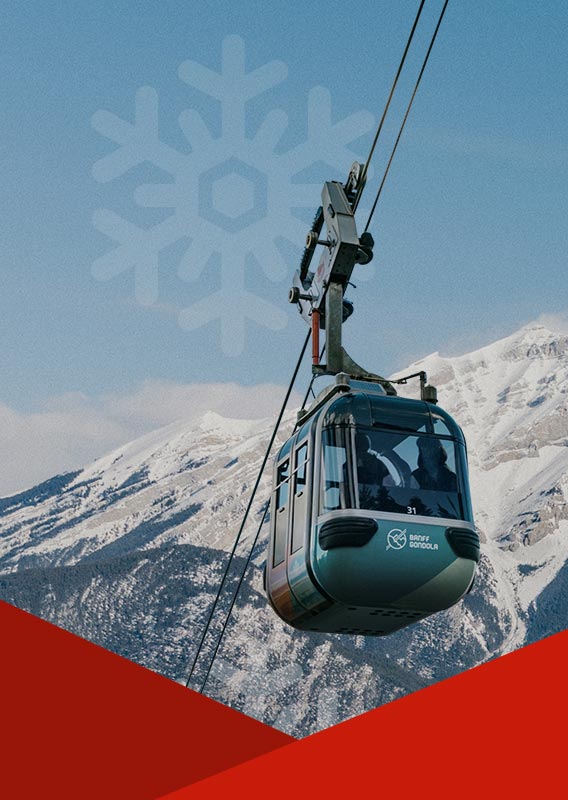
[2,321,568,735]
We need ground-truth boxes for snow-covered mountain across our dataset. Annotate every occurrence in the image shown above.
[2,322,568,735]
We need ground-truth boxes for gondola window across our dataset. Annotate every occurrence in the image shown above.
[273,459,290,566]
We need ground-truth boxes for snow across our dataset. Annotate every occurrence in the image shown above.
[2,322,568,735]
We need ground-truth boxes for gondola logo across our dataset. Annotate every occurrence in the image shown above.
[386,528,407,550]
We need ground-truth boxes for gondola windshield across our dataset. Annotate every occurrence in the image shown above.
[321,425,471,522]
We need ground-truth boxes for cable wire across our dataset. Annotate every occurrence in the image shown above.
[299,343,326,413]
[199,342,326,692]
[199,498,270,693]
[364,0,449,233]
[185,0,450,692]
[184,328,311,690]
[353,0,426,212]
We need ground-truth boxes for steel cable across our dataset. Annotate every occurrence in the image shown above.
[364,0,450,233]
[198,498,270,693]
[353,0,426,212]
[184,328,311,689]
[185,0,450,692]
[198,343,327,692]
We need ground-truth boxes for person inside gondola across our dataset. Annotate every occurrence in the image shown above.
[412,438,457,492]
[355,433,390,486]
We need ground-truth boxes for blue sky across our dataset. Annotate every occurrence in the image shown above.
[1,0,567,492]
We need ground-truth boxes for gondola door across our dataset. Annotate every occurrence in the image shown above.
[268,450,293,617]
[286,431,326,614]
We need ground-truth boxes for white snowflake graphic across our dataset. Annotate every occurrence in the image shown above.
[92,35,375,355]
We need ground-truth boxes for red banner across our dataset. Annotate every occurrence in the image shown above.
[0,602,291,799]
[2,600,565,798]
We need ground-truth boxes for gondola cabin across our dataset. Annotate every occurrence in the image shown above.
[265,374,479,635]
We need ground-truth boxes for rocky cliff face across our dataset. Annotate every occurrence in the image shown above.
[1,323,568,735]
